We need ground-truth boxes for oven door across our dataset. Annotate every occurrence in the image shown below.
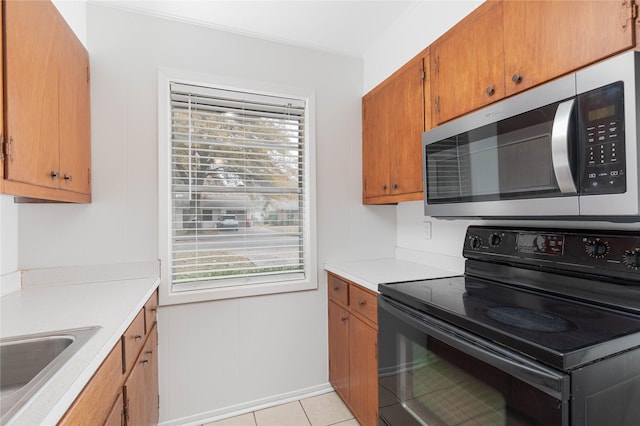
[378,296,570,426]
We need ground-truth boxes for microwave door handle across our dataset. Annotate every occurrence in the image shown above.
[551,99,578,194]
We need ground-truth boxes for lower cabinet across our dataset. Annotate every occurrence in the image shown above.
[124,324,159,426]
[59,290,159,426]
[327,273,378,426]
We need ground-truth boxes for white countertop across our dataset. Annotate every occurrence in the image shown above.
[324,257,461,293]
[1,266,159,425]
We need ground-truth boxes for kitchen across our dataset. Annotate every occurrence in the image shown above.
[1,1,639,426]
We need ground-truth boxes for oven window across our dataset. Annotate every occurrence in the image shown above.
[378,307,565,425]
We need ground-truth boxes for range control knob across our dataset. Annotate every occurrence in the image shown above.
[623,249,640,269]
[489,233,502,247]
[469,236,482,249]
[585,240,609,258]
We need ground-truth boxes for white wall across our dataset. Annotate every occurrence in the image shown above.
[17,3,395,424]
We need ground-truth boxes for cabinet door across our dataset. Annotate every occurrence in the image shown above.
[431,1,504,124]
[504,1,635,96]
[104,393,125,426]
[124,324,159,426]
[58,26,91,194]
[328,301,350,402]
[4,0,61,188]
[59,341,124,425]
[362,89,391,199]
[349,317,378,426]
[387,56,425,198]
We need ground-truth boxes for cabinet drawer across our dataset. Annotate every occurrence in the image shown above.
[328,274,349,305]
[350,285,377,325]
[144,290,158,333]
[122,308,145,375]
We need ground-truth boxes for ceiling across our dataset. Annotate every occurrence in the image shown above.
[93,0,420,58]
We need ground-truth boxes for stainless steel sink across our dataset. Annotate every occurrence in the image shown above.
[0,326,100,424]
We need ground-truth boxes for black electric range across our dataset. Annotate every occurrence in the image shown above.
[380,226,640,371]
[378,226,640,426]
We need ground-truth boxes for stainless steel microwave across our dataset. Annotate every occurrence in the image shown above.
[422,51,640,218]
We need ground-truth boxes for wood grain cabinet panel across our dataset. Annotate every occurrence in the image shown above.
[349,285,377,325]
[327,273,378,426]
[362,52,428,204]
[503,0,635,97]
[431,1,504,124]
[328,301,351,403]
[122,309,146,376]
[328,273,349,306]
[144,291,159,333]
[58,341,124,426]
[104,393,125,426]
[1,0,91,202]
[124,324,159,426]
[349,316,378,426]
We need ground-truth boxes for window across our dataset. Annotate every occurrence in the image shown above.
[159,72,316,304]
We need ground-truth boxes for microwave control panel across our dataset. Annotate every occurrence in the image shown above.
[578,81,626,195]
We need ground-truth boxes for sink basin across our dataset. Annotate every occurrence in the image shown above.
[0,326,100,424]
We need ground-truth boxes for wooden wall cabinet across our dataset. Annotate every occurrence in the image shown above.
[431,0,636,125]
[503,0,636,97]
[327,273,378,426]
[60,291,159,426]
[431,1,505,124]
[1,0,91,203]
[362,51,429,205]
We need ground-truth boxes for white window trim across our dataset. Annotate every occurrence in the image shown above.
[158,68,317,306]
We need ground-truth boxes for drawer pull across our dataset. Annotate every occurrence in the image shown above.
[141,359,149,364]
[358,300,366,307]
[134,334,143,340]
[333,286,340,291]
[341,316,348,322]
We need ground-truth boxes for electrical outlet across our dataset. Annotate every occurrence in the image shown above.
[424,221,432,239]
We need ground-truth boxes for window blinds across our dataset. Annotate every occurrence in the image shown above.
[169,82,306,291]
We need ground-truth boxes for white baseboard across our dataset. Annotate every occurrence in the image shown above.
[158,382,334,426]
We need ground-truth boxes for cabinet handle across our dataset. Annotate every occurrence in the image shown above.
[382,184,387,191]
[512,73,522,84]
[51,171,60,179]
[150,307,157,312]
[134,334,143,340]
[63,174,73,181]
[392,184,398,190]
[485,86,495,96]
[333,286,340,292]
[141,359,149,364]
[358,300,366,307]
[341,316,348,322]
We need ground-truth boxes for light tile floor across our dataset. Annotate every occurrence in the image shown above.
[204,391,360,426]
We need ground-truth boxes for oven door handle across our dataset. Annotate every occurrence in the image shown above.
[380,297,570,401]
